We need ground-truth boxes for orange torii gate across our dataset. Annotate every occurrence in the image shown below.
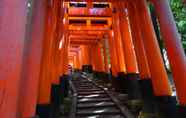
[0,0,186,118]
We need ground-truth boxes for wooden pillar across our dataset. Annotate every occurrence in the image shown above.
[117,2,138,75]
[82,45,91,65]
[151,0,186,116]
[59,36,65,76]
[97,44,105,72]
[90,45,95,70]
[76,52,81,69]
[94,44,104,73]
[136,0,172,97]
[112,3,127,74]
[74,54,80,69]
[92,43,105,79]
[18,0,47,117]
[37,1,61,118]
[136,0,176,117]
[89,45,98,72]
[108,31,119,77]
[0,0,28,117]
[36,1,58,117]
[116,1,141,100]
[123,1,150,80]
[102,40,109,73]
[107,31,123,90]
[125,0,155,115]
[80,45,93,73]
[79,48,83,70]
[51,0,63,85]
[62,33,70,75]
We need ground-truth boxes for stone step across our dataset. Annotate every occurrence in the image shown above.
[77,101,115,108]
[76,114,124,118]
[77,93,109,99]
[76,108,121,117]
[77,88,102,92]
[78,97,111,103]
[78,90,105,95]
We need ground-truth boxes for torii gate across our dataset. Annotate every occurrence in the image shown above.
[0,0,186,118]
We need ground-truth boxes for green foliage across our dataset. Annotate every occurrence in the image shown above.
[170,0,186,48]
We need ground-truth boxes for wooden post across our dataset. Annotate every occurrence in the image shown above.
[136,0,176,117]
[36,1,59,117]
[18,0,47,117]
[112,4,127,74]
[0,0,28,117]
[102,40,109,73]
[125,0,155,115]
[116,1,141,100]
[151,0,186,116]
[108,31,119,77]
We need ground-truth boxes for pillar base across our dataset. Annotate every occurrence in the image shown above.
[60,75,69,98]
[82,65,93,73]
[126,73,141,100]
[177,105,186,118]
[51,84,61,118]
[94,71,108,79]
[117,72,127,93]
[36,104,51,118]
[139,79,156,114]
[155,96,177,118]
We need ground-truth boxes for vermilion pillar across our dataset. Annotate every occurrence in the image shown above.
[117,1,141,100]
[93,44,104,72]
[0,0,28,117]
[112,5,126,73]
[136,0,176,117]
[118,3,138,75]
[59,37,65,76]
[19,0,47,117]
[89,45,94,70]
[78,48,83,69]
[126,4,151,79]
[136,0,172,96]
[102,41,109,73]
[62,33,70,75]
[76,52,81,69]
[90,45,96,70]
[74,54,80,69]
[107,31,123,90]
[126,0,155,115]
[151,0,186,116]
[80,45,93,73]
[108,31,119,77]
[37,3,56,117]
[81,45,91,66]
[50,1,64,117]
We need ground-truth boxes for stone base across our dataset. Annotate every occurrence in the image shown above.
[82,65,93,73]
[126,73,141,100]
[36,104,51,118]
[139,79,156,114]
[60,75,69,98]
[116,72,127,93]
[155,96,177,118]
[51,84,61,118]
[94,71,108,80]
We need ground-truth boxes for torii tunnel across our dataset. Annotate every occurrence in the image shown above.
[1,0,186,118]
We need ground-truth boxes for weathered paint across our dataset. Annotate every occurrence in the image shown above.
[152,0,186,105]
[135,0,172,96]
[0,0,28,117]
